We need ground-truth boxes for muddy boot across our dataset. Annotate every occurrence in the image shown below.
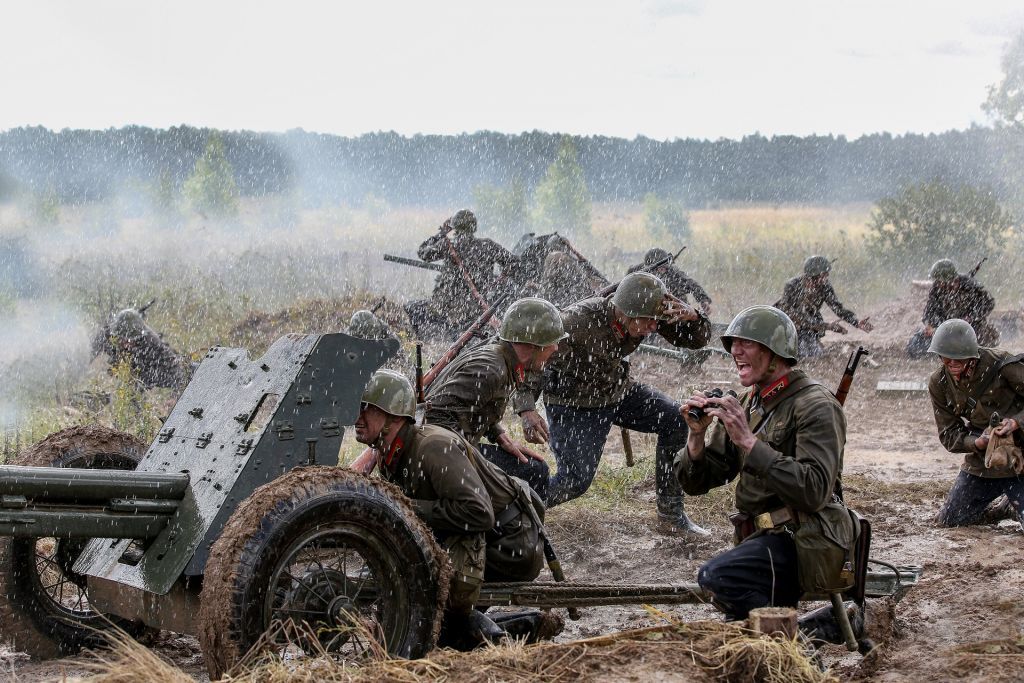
[492,609,565,643]
[657,496,710,538]
[798,601,864,646]
[439,609,507,651]
[982,494,1013,522]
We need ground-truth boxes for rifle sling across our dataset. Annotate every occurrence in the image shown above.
[955,353,1024,419]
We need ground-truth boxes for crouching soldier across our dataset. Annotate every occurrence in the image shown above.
[676,306,861,642]
[926,319,1024,530]
[355,370,559,649]
[424,297,565,499]
[525,272,712,536]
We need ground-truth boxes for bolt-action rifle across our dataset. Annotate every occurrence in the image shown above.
[420,292,511,388]
[834,346,869,408]
[968,257,987,279]
[552,232,611,286]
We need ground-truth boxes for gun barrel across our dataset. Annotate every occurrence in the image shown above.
[383,254,443,272]
[0,466,190,502]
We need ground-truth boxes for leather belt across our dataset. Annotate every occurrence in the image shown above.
[753,506,794,530]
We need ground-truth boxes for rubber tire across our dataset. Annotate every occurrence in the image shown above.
[199,466,448,680]
[0,425,149,658]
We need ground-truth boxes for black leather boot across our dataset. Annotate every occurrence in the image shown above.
[798,601,864,645]
[657,495,710,538]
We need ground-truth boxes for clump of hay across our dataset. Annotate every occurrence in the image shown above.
[946,633,1024,682]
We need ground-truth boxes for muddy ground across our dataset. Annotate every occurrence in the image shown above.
[3,295,1023,682]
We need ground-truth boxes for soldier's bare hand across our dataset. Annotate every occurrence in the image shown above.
[520,410,550,444]
[497,433,545,464]
[994,418,1019,437]
[704,395,757,454]
[857,319,874,333]
[662,295,699,323]
[680,394,715,433]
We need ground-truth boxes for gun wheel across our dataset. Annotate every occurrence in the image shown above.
[199,466,448,680]
[0,425,149,658]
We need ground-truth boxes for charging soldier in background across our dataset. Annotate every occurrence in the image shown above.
[627,247,713,316]
[775,255,873,358]
[355,370,557,649]
[92,307,190,390]
[926,319,1024,530]
[405,209,520,339]
[907,259,999,358]
[677,305,861,642]
[424,298,565,499]
[523,272,712,536]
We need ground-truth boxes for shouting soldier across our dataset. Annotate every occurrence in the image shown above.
[775,255,873,358]
[907,259,999,358]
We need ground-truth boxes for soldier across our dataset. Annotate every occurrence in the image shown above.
[926,319,1024,530]
[539,251,600,307]
[93,308,189,389]
[676,306,860,640]
[348,309,393,341]
[906,259,999,358]
[355,370,555,647]
[424,298,565,499]
[406,210,520,339]
[523,271,712,536]
[627,247,712,316]
[775,255,873,358]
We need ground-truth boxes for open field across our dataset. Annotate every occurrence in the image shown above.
[0,199,1021,680]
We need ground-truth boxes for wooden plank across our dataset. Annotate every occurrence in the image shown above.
[876,380,928,395]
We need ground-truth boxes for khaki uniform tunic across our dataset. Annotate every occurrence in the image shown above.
[535,296,711,409]
[928,348,1024,478]
[775,276,860,339]
[675,370,846,516]
[418,232,519,322]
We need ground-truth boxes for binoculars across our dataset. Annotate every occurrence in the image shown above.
[687,387,738,421]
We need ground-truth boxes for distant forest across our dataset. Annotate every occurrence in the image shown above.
[0,125,1019,207]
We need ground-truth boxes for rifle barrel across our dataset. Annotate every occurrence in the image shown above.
[383,254,443,272]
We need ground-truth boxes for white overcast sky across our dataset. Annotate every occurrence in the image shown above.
[3,0,1023,140]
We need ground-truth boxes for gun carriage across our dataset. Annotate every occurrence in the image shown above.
[0,334,918,678]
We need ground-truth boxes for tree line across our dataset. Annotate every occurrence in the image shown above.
[0,124,1021,208]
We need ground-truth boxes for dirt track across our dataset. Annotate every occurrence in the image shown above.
[3,301,1023,681]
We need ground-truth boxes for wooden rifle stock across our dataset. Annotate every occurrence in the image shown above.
[834,346,869,407]
[421,293,510,388]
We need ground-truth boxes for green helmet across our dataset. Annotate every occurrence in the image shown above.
[499,298,567,346]
[643,247,672,266]
[803,255,831,277]
[450,209,477,234]
[360,370,416,419]
[348,309,389,340]
[612,272,669,319]
[927,319,979,359]
[112,309,145,341]
[929,259,957,282]
[721,305,799,363]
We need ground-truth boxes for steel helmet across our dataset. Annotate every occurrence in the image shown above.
[612,272,669,319]
[929,259,957,282]
[643,247,672,266]
[450,209,477,234]
[499,298,567,347]
[803,255,831,277]
[348,309,389,340]
[111,309,146,341]
[721,305,799,363]
[928,319,979,359]
[360,370,416,419]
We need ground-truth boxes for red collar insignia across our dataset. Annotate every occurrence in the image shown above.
[611,319,626,339]
[514,363,526,384]
[759,374,790,402]
[383,436,404,471]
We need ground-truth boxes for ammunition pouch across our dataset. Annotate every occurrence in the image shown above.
[484,478,545,582]
[794,500,858,595]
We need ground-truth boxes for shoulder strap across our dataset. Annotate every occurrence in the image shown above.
[956,353,1024,418]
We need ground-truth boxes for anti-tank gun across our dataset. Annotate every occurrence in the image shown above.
[0,331,450,678]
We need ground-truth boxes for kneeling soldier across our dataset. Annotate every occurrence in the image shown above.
[355,370,553,648]
[676,306,860,640]
[927,319,1024,530]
